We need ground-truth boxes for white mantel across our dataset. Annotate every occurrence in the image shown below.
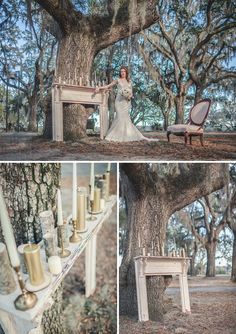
[134,256,191,322]
[52,83,109,142]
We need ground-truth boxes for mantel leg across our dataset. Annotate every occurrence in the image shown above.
[85,234,97,297]
[179,273,191,313]
[134,262,149,322]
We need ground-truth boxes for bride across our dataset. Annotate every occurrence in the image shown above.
[95,66,158,142]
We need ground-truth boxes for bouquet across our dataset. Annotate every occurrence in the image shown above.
[121,88,132,101]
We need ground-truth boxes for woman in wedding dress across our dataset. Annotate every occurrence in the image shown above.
[95,66,158,142]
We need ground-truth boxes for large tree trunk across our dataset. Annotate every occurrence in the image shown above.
[120,163,229,320]
[119,170,171,321]
[45,32,97,140]
[174,94,186,124]
[206,242,217,277]
[0,163,65,333]
[189,241,198,276]
[28,96,38,132]
[231,230,236,282]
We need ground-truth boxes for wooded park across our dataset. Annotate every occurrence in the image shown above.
[119,163,236,334]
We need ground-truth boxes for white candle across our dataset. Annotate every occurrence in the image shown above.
[107,163,111,172]
[48,256,62,275]
[0,186,20,267]
[95,72,97,83]
[72,163,77,220]
[100,198,105,210]
[57,189,63,226]
[90,163,95,201]
[79,77,82,86]
[58,76,61,84]
[138,233,141,248]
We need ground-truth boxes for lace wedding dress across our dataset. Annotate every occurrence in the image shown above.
[105,79,157,142]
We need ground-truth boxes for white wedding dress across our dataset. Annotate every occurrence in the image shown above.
[105,79,157,142]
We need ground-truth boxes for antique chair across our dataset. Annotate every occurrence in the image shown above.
[167,99,211,146]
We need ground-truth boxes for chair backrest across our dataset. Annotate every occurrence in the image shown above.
[190,99,211,126]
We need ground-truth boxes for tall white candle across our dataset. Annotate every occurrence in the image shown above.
[79,77,82,86]
[107,163,111,172]
[90,163,95,201]
[0,186,20,267]
[72,163,77,220]
[57,189,63,226]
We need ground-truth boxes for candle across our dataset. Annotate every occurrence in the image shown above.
[24,244,45,286]
[0,186,20,267]
[72,163,77,220]
[104,172,110,200]
[77,191,86,231]
[90,163,95,201]
[75,72,77,82]
[58,76,61,84]
[142,247,146,256]
[95,72,97,84]
[107,163,111,172]
[93,188,101,212]
[57,189,63,226]
[0,242,17,294]
[100,198,105,210]
[48,256,62,275]
[79,77,82,86]
[138,233,141,248]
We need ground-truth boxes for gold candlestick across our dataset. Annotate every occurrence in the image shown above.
[13,266,37,311]
[58,225,71,258]
[88,200,96,221]
[69,219,81,243]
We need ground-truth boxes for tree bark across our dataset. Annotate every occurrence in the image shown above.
[119,163,229,320]
[174,94,186,124]
[189,241,198,276]
[119,169,170,320]
[206,241,217,277]
[28,96,38,132]
[0,163,64,333]
[231,230,236,282]
[0,164,60,245]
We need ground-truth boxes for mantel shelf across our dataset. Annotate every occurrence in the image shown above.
[0,195,116,334]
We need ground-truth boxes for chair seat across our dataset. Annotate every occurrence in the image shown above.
[167,124,203,134]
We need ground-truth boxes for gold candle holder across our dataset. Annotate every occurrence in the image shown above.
[88,200,96,221]
[24,244,45,286]
[58,225,71,258]
[13,266,37,311]
[77,191,87,232]
[69,219,81,243]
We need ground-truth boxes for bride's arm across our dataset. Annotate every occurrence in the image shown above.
[95,80,118,93]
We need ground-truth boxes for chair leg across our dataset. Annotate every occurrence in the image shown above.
[200,134,204,146]
[167,131,171,143]
[184,133,188,145]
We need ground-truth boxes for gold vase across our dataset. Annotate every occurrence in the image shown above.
[23,244,45,286]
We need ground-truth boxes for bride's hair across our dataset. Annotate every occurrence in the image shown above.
[119,66,130,82]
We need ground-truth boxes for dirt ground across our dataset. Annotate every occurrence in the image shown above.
[119,276,236,334]
[0,131,236,161]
